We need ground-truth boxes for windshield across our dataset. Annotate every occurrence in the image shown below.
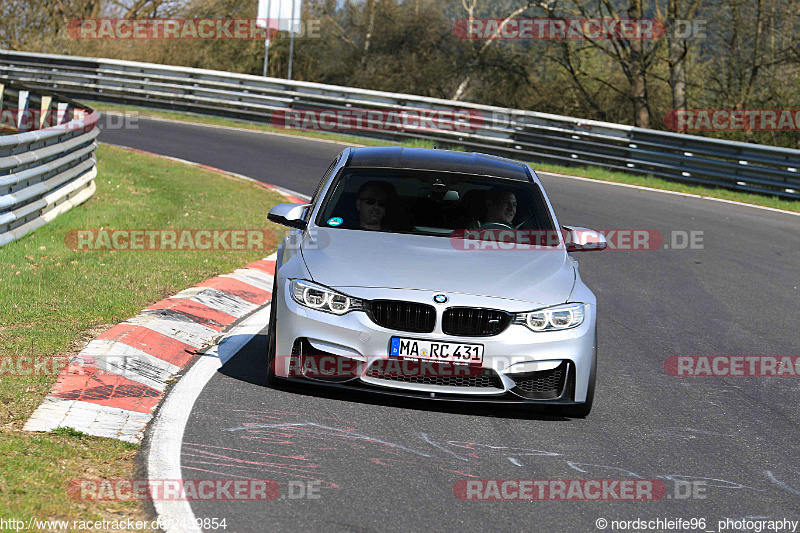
[315,168,555,237]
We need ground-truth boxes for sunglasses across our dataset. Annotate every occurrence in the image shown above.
[359,197,387,207]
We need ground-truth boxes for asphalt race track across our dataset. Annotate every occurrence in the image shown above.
[100,115,800,532]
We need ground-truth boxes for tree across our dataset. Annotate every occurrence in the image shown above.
[450,0,539,101]
[665,0,702,129]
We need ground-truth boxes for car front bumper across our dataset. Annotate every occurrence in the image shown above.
[272,281,596,403]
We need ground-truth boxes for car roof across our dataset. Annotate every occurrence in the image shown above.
[345,147,532,182]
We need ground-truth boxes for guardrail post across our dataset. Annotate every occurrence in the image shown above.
[57,102,71,125]
[40,95,53,129]
[17,89,31,132]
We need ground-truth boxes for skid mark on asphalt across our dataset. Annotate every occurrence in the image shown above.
[186,408,800,498]
[765,471,800,497]
[227,422,435,458]
[182,441,338,488]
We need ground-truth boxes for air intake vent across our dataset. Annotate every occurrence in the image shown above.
[442,307,511,336]
[367,300,436,333]
[510,361,570,399]
[366,360,503,388]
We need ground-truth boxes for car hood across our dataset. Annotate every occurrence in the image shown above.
[301,228,575,306]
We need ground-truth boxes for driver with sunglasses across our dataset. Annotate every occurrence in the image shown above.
[356,181,395,231]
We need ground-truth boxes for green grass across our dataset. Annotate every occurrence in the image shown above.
[50,427,88,439]
[90,100,800,214]
[0,144,287,525]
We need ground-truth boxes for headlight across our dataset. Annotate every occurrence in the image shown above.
[514,303,585,331]
[290,279,363,315]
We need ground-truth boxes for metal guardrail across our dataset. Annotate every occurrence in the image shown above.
[2,49,798,200]
[0,77,98,247]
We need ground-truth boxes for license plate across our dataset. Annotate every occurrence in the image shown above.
[390,337,484,364]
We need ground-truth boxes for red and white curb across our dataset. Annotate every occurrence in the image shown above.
[23,254,278,443]
[24,149,309,443]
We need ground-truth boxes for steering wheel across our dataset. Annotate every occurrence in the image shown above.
[479,222,514,230]
[513,214,534,229]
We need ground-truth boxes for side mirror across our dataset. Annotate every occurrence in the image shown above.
[562,226,607,252]
[268,203,310,230]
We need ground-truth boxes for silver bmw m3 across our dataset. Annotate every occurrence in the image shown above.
[266,147,606,417]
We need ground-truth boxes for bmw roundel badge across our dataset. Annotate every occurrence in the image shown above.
[433,294,448,304]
